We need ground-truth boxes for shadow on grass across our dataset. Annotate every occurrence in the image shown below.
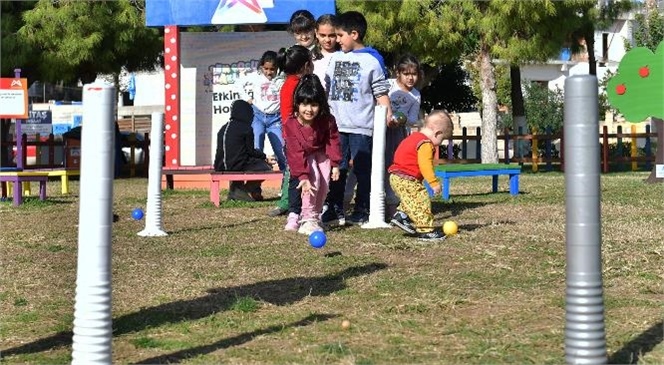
[169,218,265,234]
[131,313,337,364]
[1,262,387,357]
[609,321,663,364]
[432,200,489,216]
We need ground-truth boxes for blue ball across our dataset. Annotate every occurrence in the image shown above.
[309,231,327,249]
[132,208,144,220]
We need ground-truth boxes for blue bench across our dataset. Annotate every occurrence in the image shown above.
[429,163,522,200]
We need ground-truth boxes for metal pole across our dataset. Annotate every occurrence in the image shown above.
[72,82,115,364]
[362,105,390,229]
[14,69,23,170]
[563,75,607,365]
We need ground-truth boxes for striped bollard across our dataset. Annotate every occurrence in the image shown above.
[72,82,115,364]
[138,112,168,237]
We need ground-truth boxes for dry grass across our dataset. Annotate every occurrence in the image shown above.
[0,172,662,364]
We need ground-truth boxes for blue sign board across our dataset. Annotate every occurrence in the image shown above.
[146,0,336,27]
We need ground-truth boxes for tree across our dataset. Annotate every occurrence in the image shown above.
[14,0,162,84]
[337,0,587,163]
[612,0,664,183]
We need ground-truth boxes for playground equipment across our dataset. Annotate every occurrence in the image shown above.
[138,112,167,237]
[564,75,607,364]
[362,105,391,229]
[71,82,114,364]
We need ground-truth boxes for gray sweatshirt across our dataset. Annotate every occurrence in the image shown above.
[325,48,389,136]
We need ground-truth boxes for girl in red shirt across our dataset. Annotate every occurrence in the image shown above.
[283,74,342,235]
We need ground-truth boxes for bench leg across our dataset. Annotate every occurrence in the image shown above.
[210,180,220,207]
[492,175,498,193]
[1,182,6,199]
[13,181,22,206]
[443,177,451,201]
[509,174,519,196]
[23,181,31,196]
[61,175,69,194]
[40,181,47,201]
[166,174,174,190]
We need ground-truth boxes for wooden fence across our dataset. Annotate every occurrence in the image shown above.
[0,132,150,177]
[435,125,657,173]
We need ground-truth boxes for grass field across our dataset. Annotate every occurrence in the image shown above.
[1,172,662,364]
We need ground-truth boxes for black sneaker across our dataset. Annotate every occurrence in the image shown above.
[391,211,416,234]
[417,229,447,241]
[228,188,254,202]
[321,204,346,226]
[347,210,369,225]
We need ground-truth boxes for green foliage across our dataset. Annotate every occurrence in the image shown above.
[501,82,564,134]
[631,10,664,52]
[8,0,162,84]
[420,61,477,113]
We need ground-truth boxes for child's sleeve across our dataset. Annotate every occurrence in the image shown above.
[325,115,342,167]
[416,141,440,188]
[280,81,294,124]
[235,73,253,102]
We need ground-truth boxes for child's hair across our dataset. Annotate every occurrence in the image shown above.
[287,9,316,35]
[293,74,331,118]
[277,45,311,75]
[426,110,454,137]
[335,11,367,42]
[258,50,278,71]
[316,14,336,29]
[316,14,341,52]
[395,53,421,75]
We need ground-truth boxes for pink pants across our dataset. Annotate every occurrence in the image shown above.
[300,151,331,221]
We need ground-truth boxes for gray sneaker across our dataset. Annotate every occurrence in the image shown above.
[417,229,447,241]
[391,211,416,234]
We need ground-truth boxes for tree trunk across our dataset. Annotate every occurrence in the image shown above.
[510,65,527,159]
[586,28,597,76]
[645,118,664,183]
[479,45,498,164]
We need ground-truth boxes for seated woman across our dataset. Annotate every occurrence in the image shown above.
[214,100,272,201]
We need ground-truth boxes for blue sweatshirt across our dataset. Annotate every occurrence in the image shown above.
[325,47,389,136]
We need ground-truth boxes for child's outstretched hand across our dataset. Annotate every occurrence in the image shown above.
[431,183,442,197]
[297,179,315,195]
[331,167,340,181]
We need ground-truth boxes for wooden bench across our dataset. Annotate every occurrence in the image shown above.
[0,171,49,206]
[163,166,215,190]
[430,163,521,200]
[210,171,283,207]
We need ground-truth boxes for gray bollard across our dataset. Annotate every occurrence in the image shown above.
[563,75,607,365]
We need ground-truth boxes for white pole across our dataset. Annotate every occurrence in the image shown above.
[138,112,168,237]
[362,105,391,229]
[72,82,114,364]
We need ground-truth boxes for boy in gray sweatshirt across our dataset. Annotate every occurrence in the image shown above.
[323,10,393,225]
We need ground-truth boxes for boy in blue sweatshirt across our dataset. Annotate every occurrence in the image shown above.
[323,10,393,225]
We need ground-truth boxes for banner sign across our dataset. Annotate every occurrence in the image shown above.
[0,78,28,118]
[146,0,335,26]
[178,31,292,165]
[23,110,53,136]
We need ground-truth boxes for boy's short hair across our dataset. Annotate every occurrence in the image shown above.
[427,110,454,138]
[334,11,367,41]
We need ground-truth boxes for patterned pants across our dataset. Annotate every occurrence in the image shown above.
[389,174,434,233]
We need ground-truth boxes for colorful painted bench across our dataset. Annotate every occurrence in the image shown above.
[431,163,522,200]
[0,171,49,206]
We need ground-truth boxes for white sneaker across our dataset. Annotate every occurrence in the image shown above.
[298,219,323,235]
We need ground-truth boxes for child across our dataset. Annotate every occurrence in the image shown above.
[313,14,339,91]
[213,100,272,201]
[272,45,314,229]
[385,54,423,218]
[235,50,287,172]
[283,74,341,235]
[322,10,392,226]
[288,10,322,60]
[388,110,453,240]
